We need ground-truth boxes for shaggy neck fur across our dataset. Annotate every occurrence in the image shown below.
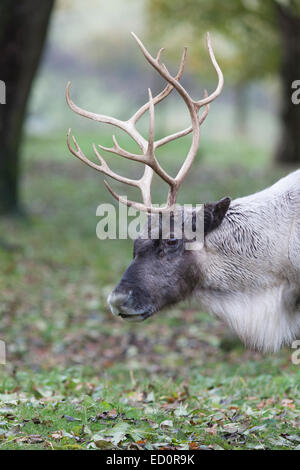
[196,170,300,352]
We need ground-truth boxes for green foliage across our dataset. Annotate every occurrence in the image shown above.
[148,0,300,82]
[0,365,300,450]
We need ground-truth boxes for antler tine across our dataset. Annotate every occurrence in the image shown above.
[68,129,166,213]
[97,135,146,163]
[66,81,147,151]
[131,33,192,108]
[131,31,222,114]
[156,47,165,63]
[67,129,101,172]
[92,144,141,188]
[129,46,187,125]
[67,128,141,189]
[147,88,155,157]
[103,177,170,214]
[195,33,224,108]
[143,88,176,187]
[103,180,150,212]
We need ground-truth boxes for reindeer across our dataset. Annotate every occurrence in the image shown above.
[66,33,300,353]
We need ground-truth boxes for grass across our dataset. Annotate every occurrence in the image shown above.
[0,130,299,450]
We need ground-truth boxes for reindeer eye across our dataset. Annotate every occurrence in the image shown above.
[166,238,179,247]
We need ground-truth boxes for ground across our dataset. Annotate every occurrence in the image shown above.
[0,131,299,450]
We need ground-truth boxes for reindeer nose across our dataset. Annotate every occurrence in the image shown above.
[107,290,130,316]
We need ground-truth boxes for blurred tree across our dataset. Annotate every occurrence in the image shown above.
[149,0,300,164]
[275,1,300,164]
[0,0,54,215]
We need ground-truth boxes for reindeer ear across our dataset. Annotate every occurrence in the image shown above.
[204,197,231,234]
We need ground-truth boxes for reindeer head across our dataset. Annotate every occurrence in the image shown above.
[66,32,228,322]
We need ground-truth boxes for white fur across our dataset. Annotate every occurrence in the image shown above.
[195,170,300,352]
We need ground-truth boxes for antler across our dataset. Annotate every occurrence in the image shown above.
[66,32,223,212]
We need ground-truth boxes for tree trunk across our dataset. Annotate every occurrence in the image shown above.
[0,0,54,215]
[275,2,300,164]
